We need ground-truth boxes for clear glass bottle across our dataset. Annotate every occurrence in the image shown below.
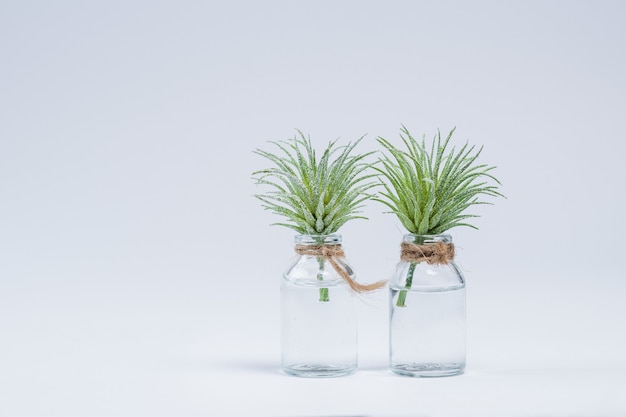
[389,234,466,377]
[281,234,357,377]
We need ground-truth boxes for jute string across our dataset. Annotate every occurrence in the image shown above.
[400,241,455,265]
[294,244,387,292]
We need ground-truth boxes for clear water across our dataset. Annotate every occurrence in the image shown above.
[390,286,466,377]
[281,280,357,377]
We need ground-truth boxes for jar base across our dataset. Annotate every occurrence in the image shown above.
[282,363,356,378]
[391,362,465,378]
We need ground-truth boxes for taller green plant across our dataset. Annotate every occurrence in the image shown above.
[375,126,504,306]
[252,131,377,301]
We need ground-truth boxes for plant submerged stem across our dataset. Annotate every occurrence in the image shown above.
[317,256,330,302]
[396,262,417,307]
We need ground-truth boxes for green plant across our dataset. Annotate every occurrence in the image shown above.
[252,130,377,301]
[375,126,503,306]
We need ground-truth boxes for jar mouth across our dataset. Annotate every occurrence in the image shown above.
[294,234,342,245]
[403,233,452,244]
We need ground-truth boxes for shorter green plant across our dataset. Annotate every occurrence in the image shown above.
[252,130,377,301]
[375,126,504,306]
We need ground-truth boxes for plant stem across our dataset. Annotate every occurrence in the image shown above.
[396,262,417,307]
[317,256,330,302]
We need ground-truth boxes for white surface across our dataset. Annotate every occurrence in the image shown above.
[3,274,625,416]
[1,1,625,416]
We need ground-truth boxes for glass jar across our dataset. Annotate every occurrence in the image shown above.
[389,234,466,377]
[281,234,358,377]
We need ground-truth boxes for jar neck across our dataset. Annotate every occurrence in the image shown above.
[403,233,452,245]
[294,234,342,246]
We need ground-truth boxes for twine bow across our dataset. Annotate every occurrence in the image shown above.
[400,241,455,265]
[294,244,387,292]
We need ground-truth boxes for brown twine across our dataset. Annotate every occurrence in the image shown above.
[400,241,455,265]
[294,244,387,292]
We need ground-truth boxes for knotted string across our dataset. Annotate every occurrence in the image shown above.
[400,241,455,265]
[294,244,387,292]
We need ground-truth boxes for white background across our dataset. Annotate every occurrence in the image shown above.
[1,1,625,416]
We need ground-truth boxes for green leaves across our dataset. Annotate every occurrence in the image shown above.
[374,126,503,235]
[252,126,503,236]
[252,131,377,235]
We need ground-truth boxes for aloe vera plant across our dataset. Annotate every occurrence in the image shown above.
[375,126,504,306]
[252,130,377,301]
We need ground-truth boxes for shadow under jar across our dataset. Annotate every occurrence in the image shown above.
[389,234,466,377]
[281,234,357,377]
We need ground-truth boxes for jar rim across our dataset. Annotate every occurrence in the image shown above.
[403,233,452,243]
[294,234,342,245]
